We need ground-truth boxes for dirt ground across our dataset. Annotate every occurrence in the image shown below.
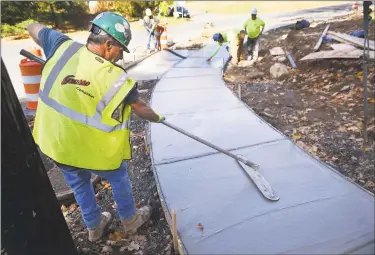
[224,13,375,193]
[27,80,173,255]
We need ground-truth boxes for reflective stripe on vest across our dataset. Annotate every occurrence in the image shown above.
[39,42,130,133]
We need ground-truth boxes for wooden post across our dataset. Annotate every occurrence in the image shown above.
[172,210,178,252]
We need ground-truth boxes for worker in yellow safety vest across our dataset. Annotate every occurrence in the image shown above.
[207,29,246,65]
[27,12,164,242]
[243,7,266,61]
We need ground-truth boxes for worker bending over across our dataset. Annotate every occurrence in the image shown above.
[207,29,246,65]
[27,12,164,242]
[244,7,265,61]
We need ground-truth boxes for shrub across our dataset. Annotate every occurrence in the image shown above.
[1,19,37,38]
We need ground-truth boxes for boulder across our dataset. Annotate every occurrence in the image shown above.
[270,63,289,79]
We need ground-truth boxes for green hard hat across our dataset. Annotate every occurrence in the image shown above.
[91,12,132,53]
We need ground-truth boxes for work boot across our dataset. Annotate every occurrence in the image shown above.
[121,205,152,233]
[88,212,112,242]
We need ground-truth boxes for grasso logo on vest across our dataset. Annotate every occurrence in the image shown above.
[61,75,94,98]
[61,75,90,86]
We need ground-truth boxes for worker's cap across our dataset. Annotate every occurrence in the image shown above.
[251,7,258,15]
[212,33,221,41]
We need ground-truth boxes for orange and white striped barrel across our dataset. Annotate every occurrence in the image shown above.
[352,1,359,11]
[160,25,168,50]
[155,25,162,51]
[28,47,43,58]
[19,58,43,110]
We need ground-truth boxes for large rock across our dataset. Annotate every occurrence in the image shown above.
[270,63,289,79]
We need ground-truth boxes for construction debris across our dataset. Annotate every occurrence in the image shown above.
[269,47,285,56]
[286,51,297,68]
[295,19,310,30]
[301,49,375,60]
[300,49,363,60]
[314,24,330,51]
[327,31,375,50]
[329,43,357,51]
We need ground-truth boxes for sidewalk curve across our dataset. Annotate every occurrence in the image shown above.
[147,45,374,254]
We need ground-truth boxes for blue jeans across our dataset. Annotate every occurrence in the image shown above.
[57,161,136,230]
[146,31,157,50]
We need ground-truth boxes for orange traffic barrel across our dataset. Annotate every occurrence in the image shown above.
[160,25,168,50]
[29,47,43,58]
[19,58,43,110]
[155,25,162,51]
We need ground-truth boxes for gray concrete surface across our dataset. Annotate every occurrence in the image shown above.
[149,41,374,254]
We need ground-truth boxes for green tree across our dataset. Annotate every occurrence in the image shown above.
[1,1,38,25]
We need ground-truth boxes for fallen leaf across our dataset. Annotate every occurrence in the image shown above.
[296,141,309,151]
[331,156,339,162]
[368,98,375,103]
[340,85,351,92]
[61,205,68,212]
[293,132,302,141]
[128,241,140,251]
[356,71,363,79]
[104,184,112,190]
[338,126,347,132]
[311,145,318,153]
[366,181,374,189]
[109,231,122,241]
[197,223,204,231]
[136,203,141,209]
[347,126,360,132]
[69,204,77,212]
[101,180,109,186]
[135,235,146,242]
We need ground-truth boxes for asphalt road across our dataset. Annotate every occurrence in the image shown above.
[1,3,352,99]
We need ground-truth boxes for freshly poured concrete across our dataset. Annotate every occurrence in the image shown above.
[126,50,184,80]
[150,108,284,164]
[148,43,374,254]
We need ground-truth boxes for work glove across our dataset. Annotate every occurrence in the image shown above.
[154,113,165,123]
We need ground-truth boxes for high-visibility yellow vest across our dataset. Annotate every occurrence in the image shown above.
[221,29,241,44]
[33,40,136,170]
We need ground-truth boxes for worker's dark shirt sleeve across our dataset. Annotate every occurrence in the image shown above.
[38,27,70,59]
[123,88,139,105]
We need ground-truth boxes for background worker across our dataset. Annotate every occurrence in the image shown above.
[142,8,159,53]
[243,7,265,62]
[26,12,164,242]
[207,29,246,65]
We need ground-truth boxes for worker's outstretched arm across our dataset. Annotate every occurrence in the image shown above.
[207,45,221,61]
[130,97,164,122]
[27,23,46,46]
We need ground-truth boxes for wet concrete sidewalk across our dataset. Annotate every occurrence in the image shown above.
[149,45,375,253]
